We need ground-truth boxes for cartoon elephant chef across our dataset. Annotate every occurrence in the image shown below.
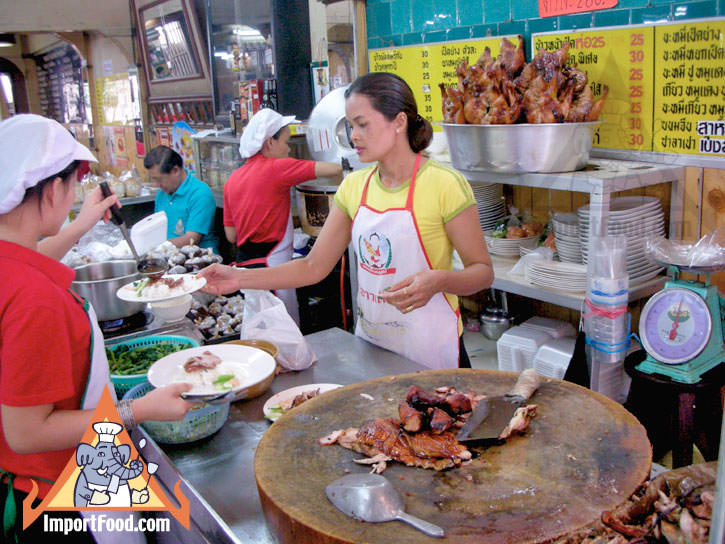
[74,422,150,507]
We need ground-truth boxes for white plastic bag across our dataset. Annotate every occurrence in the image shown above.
[240,289,317,371]
[510,246,553,276]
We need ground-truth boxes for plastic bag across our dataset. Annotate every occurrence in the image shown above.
[240,289,317,371]
[511,246,553,276]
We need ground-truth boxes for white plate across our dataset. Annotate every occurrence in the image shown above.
[147,344,276,399]
[116,274,206,303]
[263,383,343,421]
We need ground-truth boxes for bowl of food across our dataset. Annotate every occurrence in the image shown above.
[106,335,199,398]
[150,294,193,323]
[147,344,277,403]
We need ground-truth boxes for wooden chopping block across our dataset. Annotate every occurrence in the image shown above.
[255,370,651,544]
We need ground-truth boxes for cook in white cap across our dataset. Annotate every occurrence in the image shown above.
[223,107,342,324]
[0,114,194,540]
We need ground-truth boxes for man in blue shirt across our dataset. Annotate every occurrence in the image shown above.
[143,145,218,252]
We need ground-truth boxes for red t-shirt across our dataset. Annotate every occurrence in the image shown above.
[223,154,316,246]
[0,241,91,497]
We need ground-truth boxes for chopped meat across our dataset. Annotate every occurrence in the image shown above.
[183,351,222,372]
[398,401,425,433]
[282,388,321,410]
[429,407,455,434]
[356,418,471,471]
[405,385,442,410]
[498,404,537,440]
[441,393,472,415]
[353,453,392,474]
[318,430,344,446]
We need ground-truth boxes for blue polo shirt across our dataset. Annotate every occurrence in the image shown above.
[154,171,219,252]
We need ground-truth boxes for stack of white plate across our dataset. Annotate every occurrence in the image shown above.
[525,260,588,292]
[577,196,665,285]
[471,182,505,231]
[485,231,538,257]
[552,212,582,264]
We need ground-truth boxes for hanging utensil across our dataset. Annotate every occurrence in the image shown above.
[325,473,444,538]
[99,181,167,279]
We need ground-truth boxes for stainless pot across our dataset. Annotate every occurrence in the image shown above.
[295,179,339,237]
[71,260,144,321]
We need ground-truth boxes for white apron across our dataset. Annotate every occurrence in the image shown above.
[351,155,460,369]
[235,215,300,325]
[70,292,144,544]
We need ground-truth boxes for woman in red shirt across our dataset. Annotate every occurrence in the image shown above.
[0,114,194,541]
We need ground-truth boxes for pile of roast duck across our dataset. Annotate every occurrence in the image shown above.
[439,37,608,124]
[319,385,537,474]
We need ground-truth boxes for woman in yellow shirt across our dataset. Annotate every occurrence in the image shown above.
[199,72,493,368]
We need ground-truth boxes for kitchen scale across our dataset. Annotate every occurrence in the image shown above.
[637,261,725,384]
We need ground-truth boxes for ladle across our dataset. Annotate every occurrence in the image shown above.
[99,181,167,279]
[325,473,444,538]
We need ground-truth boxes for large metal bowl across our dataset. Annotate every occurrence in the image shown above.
[439,121,599,173]
[72,260,145,321]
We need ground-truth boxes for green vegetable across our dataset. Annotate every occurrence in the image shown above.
[212,374,235,391]
[135,277,149,297]
[106,342,185,376]
[267,405,284,418]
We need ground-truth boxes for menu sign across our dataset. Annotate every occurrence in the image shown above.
[533,27,655,151]
[653,21,725,156]
[369,36,517,125]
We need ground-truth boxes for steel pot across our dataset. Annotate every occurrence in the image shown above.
[71,260,144,321]
[295,179,339,237]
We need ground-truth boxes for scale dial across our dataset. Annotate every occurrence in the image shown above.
[640,287,712,365]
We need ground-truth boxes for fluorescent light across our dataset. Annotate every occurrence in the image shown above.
[0,34,16,47]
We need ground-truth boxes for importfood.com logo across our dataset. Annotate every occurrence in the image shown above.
[22,387,190,537]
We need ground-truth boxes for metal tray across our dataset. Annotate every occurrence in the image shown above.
[439,121,599,174]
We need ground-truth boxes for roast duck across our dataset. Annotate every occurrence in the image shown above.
[319,385,537,474]
[439,37,608,125]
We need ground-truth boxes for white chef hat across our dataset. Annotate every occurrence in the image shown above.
[93,422,123,443]
[238,108,297,159]
[0,114,97,214]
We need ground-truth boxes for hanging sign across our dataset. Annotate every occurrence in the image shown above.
[532,27,655,151]
[653,20,725,156]
[538,0,618,18]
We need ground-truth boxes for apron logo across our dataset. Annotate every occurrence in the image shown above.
[358,233,396,275]
[21,386,190,530]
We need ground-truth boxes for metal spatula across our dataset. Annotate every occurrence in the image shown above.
[325,473,444,538]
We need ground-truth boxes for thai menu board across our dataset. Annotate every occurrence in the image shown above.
[368,36,519,125]
[653,20,725,156]
[532,27,655,151]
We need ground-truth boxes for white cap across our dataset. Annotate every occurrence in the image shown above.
[0,114,97,214]
[93,422,123,443]
[238,108,297,159]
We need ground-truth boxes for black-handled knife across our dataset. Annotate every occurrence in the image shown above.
[457,368,540,446]
[98,180,125,227]
[98,181,140,261]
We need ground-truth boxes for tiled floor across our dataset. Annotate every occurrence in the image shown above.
[463,330,499,370]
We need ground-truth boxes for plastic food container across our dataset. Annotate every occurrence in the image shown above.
[107,335,199,398]
[123,381,229,444]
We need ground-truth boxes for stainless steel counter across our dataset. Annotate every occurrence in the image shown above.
[132,327,426,543]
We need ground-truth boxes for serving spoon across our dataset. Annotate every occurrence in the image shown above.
[325,473,444,538]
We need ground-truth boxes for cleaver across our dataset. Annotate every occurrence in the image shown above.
[457,368,540,446]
